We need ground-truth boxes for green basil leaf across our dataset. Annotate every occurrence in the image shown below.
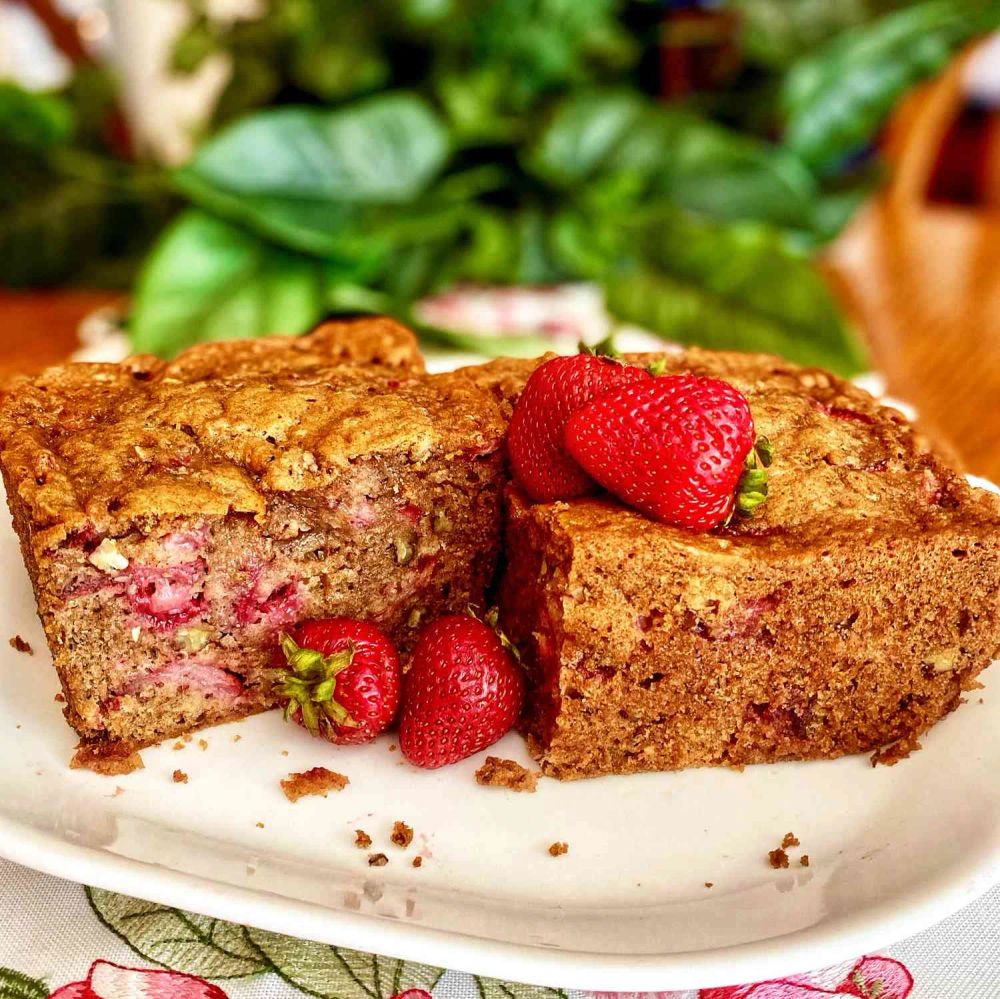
[130,210,326,357]
[782,0,1000,175]
[526,90,817,230]
[173,93,451,256]
[604,208,867,375]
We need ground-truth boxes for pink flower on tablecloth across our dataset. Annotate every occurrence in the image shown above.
[49,960,229,999]
[592,955,914,999]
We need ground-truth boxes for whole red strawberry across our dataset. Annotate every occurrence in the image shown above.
[276,619,401,744]
[565,374,765,530]
[508,354,651,501]
[399,614,524,769]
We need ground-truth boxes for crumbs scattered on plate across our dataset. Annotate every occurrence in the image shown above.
[172,769,188,784]
[548,842,569,857]
[475,756,539,792]
[768,849,789,870]
[368,853,389,867]
[8,635,33,655]
[390,821,414,848]
[769,831,807,869]
[280,767,349,802]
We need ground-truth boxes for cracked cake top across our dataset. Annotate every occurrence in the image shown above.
[0,321,503,551]
[462,347,1000,545]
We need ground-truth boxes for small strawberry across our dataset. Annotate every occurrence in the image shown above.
[565,374,768,530]
[507,354,650,501]
[399,613,524,769]
[276,618,401,745]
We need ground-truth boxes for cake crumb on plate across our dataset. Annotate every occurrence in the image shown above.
[390,821,414,848]
[8,635,32,655]
[70,746,144,776]
[256,822,265,829]
[412,856,423,868]
[768,848,790,869]
[368,853,389,867]
[355,829,372,848]
[475,756,539,792]
[198,739,208,751]
[548,842,569,857]
[800,855,810,867]
[172,769,188,784]
[280,767,349,802]
[54,693,65,703]
[781,832,800,849]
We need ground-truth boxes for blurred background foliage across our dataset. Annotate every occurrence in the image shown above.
[2,0,999,372]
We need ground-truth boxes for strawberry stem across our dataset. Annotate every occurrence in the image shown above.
[278,633,358,736]
[733,436,773,520]
[578,333,622,359]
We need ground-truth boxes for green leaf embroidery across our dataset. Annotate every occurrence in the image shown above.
[245,928,443,999]
[173,93,450,256]
[86,888,270,980]
[130,210,327,357]
[0,968,47,999]
[473,976,567,999]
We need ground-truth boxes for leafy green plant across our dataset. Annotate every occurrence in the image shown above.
[0,69,174,289]
[3,0,997,374]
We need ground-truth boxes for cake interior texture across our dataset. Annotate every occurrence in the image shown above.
[1,323,998,775]
[497,351,1000,778]
[0,321,504,760]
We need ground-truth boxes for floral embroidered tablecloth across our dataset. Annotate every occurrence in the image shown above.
[0,859,997,999]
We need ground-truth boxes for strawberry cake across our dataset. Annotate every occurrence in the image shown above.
[0,320,505,768]
[2,321,998,777]
[494,349,1000,777]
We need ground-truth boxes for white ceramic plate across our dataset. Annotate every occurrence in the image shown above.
[0,459,997,992]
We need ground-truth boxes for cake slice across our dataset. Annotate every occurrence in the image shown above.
[498,350,1000,778]
[0,321,505,767]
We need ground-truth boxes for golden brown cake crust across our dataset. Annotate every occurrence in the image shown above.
[136,317,424,383]
[0,320,502,555]
[461,346,997,543]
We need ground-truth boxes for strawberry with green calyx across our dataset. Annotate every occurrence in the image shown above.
[565,373,764,531]
[276,618,401,745]
[399,610,525,769]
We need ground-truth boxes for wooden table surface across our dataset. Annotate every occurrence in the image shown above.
[0,194,998,482]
